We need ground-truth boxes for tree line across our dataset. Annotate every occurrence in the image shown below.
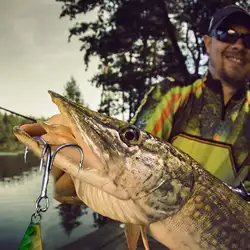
[0,113,38,152]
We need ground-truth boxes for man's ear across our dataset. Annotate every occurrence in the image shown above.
[203,35,212,55]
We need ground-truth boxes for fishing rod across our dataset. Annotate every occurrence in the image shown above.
[0,106,37,123]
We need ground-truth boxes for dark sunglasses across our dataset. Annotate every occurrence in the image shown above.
[210,29,250,49]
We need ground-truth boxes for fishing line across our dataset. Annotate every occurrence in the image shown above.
[0,106,37,123]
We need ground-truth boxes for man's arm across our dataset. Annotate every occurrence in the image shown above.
[130,76,190,141]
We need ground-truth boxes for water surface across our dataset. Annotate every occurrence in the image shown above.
[0,153,106,250]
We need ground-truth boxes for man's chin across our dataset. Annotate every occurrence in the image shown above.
[220,71,247,89]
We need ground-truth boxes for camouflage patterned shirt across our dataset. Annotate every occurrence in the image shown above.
[131,71,250,191]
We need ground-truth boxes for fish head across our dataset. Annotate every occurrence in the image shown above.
[48,91,195,218]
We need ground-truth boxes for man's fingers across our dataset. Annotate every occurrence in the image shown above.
[51,165,65,182]
[55,173,77,196]
[41,132,76,146]
[20,114,69,137]
[45,114,71,127]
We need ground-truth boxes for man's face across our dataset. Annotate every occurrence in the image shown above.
[204,23,250,89]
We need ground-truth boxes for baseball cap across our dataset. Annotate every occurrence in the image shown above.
[208,5,250,33]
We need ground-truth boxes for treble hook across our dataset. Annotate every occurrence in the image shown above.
[30,137,51,213]
[24,137,84,214]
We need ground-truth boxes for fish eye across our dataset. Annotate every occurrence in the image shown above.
[119,125,141,145]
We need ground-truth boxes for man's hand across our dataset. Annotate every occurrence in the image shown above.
[21,114,83,204]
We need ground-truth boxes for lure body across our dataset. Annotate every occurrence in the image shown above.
[19,222,43,250]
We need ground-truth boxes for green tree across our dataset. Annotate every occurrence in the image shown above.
[64,76,88,106]
[56,0,249,120]
[0,113,6,145]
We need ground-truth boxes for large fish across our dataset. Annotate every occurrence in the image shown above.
[14,91,250,250]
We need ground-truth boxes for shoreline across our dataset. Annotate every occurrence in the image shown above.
[0,151,24,156]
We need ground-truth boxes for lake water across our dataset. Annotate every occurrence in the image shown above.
[0,152,107,250]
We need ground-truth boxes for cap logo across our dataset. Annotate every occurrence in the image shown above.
[208,17,214,32]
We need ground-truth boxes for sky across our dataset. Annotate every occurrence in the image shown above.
[0,0,101,118]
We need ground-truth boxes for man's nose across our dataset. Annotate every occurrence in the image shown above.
[232,38,245,50]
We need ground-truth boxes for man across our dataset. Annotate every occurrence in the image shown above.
[22,5,250,202]
[131,4,250,193]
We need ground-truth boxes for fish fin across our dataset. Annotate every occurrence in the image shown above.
[124,223,141,250]
[140,225,150,250]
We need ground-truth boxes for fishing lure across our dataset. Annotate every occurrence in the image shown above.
[19,137,84,250]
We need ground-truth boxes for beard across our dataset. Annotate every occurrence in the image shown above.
[209,56,248,89]
[219,68,248,89]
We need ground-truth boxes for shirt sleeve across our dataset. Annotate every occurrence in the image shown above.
[130,77,185,141]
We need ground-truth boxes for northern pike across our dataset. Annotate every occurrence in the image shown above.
[14,91,250,250]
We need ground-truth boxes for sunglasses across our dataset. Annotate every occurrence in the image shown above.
[210,29,250,49]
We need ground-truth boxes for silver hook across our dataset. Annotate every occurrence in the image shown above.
[24,136,49,172]
[32,137,51,213]
[50,143,84,171]
[24,137,84,214]
[24,147,29,164]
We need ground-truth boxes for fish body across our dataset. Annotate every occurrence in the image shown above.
[14,91,250,250]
